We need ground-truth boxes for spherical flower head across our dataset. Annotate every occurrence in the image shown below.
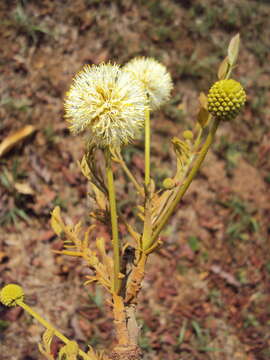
[207,79,246,121]
[123,57,173,111]
[64,64,148,148]
[0,284,24,307]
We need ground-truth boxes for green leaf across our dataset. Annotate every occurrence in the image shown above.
[228,33,240,66]
[14,207,30,223]
[192,320,203,341]
[177,319,188,345]
[188,236,200,252]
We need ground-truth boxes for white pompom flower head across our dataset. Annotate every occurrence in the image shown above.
[123,57,173,111]
[64,63,148,148]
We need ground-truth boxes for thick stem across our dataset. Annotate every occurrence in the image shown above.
[111,296,142,360]
[125,253,147,304]
[151,118,220,245]
[105,149,121,294]
[112,294,130,346]
[144,109,151,187]
[115,153,144,197]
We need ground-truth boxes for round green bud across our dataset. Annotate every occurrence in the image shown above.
[163,178,176,189]
[207,79,246,121]
[0,284,24,307]
[182,130,194,140]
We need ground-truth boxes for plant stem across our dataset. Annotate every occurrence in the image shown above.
[17,300,92,360]
[150,118,220,245]
[115,153,144,197]
[105,148,121,294]
[144,109,151,187]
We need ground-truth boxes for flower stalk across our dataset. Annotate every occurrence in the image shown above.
[144,109,151,187]
[105,148,121,294]
[151,117,220,245]
[16,299,92,360]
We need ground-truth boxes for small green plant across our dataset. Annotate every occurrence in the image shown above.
[1,3,52,43]
[0,34,246,359]
[0,161,31,225]
[1,96,32,112]
[219,196,260,243]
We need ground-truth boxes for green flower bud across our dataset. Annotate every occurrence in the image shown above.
[163,178,175,189]
[207,79,246,121]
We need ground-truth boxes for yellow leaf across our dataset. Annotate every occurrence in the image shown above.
[218,56,229,80]
[197,107,210,128]
[96,237,106,256]
[198,92,208,110]
[38,328,55,360]
[92,183,107,210]
[58,341,79,360]
[42,328,54,351]
[79,155,91,180]
[53,250,83,257]
[50,206,63,236]
[228,33,240,66]
[0,125,35,158]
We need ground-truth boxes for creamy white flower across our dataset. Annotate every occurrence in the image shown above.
[123,57,173,110]
[64,64,148,148]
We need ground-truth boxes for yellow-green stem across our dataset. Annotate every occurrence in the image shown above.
[118,157,144,197]
[17,300,92,360]
[105,149,121,294]
[144,109,151,187]
[151,118,220,245]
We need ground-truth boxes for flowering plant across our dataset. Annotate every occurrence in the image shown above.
[0,34,246,360]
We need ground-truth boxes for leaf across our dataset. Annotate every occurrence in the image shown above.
[38,328,55,360]
[197,107,210,128]
[198,92,208,110]
[14,207,30,223]
[0,125,35,157]
[79,155,91,180]
[14,182,35,195]
[42,328,54,351]
[58,341,79,360]
[217,56,229,80]
[50,206,63,236]
[228,33,240,66]
[92,183,107,211]
[188,236,200,252]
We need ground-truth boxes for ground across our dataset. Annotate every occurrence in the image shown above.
[0,0,270,359]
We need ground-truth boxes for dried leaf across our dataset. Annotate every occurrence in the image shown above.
[14,182,35,195]
[218,56,229,80]
[50,206,63,236]
[0,125,35,157]
[211,265,241,288]
[87,346,107,360]
[228,33,240,66]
